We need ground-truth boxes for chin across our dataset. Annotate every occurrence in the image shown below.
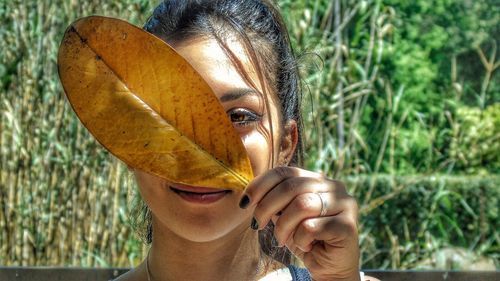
[153,205,251,243]
[180,230,230,243]
[172,217,245,243]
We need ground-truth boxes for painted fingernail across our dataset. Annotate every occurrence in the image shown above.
[239,195,250,209]
[250,217,259,230]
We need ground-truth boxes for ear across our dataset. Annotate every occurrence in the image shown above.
[277,119,298,166]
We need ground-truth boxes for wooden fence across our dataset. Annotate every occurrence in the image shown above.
[0,267,498,281]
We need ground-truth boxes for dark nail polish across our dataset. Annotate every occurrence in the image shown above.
[250,217,259,230]
[239,195,250,209]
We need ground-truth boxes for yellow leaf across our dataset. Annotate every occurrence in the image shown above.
[57,16,253,190]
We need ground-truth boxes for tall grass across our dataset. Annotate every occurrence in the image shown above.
[0,0,498,269]
[0,0,160,267]
[281,0,395,176]
[279,0,498,269]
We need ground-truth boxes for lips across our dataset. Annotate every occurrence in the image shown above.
[170,184,231,204]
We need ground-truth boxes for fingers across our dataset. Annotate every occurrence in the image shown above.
[272,192,322,245]
[239,166,360,281]
[253,177,329,229]
[297,216,360,281]
[273,194,357,247]
[283,235,305,260]
[242,166,360,281]
[239,166,321,209]
[292,207,358,253]
[252,175,351,230]
[302,241,360,281]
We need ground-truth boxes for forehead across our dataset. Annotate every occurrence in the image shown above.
[172,37,265,98]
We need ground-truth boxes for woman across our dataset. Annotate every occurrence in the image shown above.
[117,0,375,280]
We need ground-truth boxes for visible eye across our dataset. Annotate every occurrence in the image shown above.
[227,108,262,128]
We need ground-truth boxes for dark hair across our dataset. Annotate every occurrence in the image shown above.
[134,0,304,265]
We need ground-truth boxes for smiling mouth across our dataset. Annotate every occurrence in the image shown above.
[170,185,231,204]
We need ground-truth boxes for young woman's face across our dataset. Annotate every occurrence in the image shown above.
[133,36,293,242]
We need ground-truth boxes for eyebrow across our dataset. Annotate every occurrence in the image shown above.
[219,88,259,102]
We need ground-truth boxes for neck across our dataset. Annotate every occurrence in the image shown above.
[147,219,273,281]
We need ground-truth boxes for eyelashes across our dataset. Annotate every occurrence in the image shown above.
[227,108,262,128]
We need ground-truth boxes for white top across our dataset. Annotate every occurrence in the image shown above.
[258,267,365,281]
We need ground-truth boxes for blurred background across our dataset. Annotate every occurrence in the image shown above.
[0,0,498,270]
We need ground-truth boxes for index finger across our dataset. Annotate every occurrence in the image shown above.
[238,166,323,209]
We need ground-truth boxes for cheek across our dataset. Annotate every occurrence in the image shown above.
[241,130,272,177]
[134,171,166,204]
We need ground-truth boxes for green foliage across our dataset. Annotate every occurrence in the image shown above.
[0,0,498,271]
[353,0,499,174]
[350,175,499,269]
[279,0,499,270]
[450,104,500,174]
[279,0,499,176]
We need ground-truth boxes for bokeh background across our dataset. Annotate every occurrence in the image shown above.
[0,0,498,270]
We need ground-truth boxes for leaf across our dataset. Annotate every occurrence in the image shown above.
[57,16,253,190]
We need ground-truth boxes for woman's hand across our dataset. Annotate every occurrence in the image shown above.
[239,167,360,281]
